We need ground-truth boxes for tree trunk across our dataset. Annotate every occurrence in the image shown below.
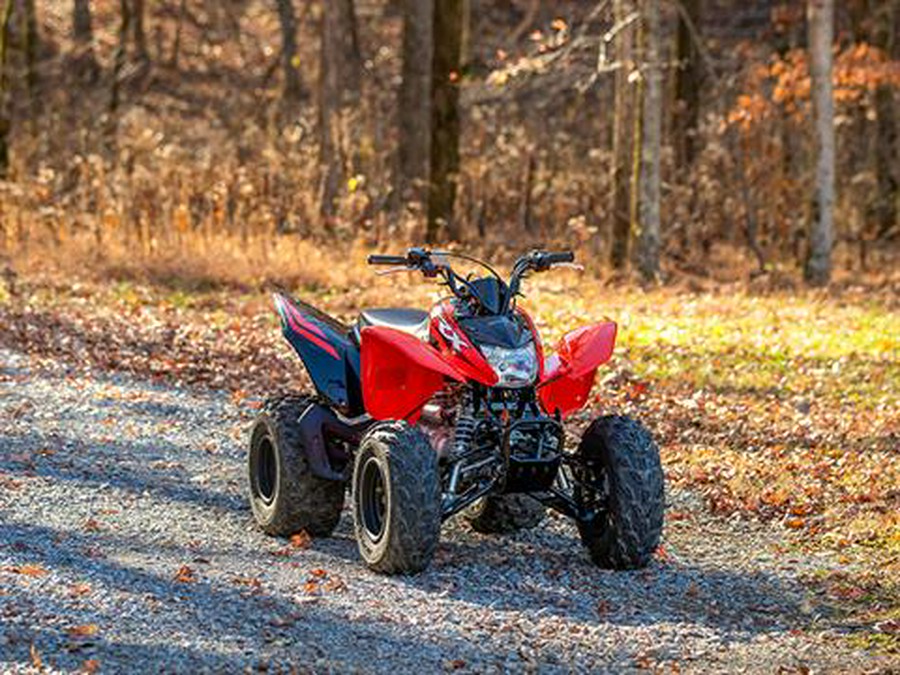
[636,0,662,283]
[805,0,835,286]
[170,0,187,67]
[108,0,131,144]
[319,0,360,218]
[276,0,305,104]
[674,0,701,168]
[866,0,898,239]
[396,0,433,207]
[0,0,14,178]
[132,0,149,63]
[73,0,99,82]
[22,0,38,121]
[427,0,464,243]
[610,0,636,269]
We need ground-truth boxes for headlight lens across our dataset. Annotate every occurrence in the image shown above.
[480,343,538,388]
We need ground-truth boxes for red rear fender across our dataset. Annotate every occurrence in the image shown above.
[360,326,463,421]
[538,321,617,418]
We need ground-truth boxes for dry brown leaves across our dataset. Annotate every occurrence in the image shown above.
[3,564,48,577]
[173,565,196,584]
[68,624,99,638]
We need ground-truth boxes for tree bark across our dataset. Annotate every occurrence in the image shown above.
[636,0,662,283]
[276,0,306,104]
[805,0,835,286]
[674,0,701,168]
[108,0,131,144]
[866,0,898,239]
[22,0,38,121]
[396,0,433,207]
[170,0,187,67]
[0,0,14,178]
[132,0,149,63]
[610,0,636,269]
[319,0,360,218]
[73,0,99,82]
[427,0,464,243]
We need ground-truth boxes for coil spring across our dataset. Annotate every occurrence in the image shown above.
[453,415,476,457]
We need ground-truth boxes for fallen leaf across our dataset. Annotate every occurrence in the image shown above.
[174,565,195,583]
[70,582,92,597]
[4,563,48,577]
[290,531,311,549]
[877,619,900,634]
[68,624,99,638]
[30,643,42,668]
[309,568,327,578]
[82,659,101,673]
[269,614,295,628]
[634,653,655,669]
[324,575,346,592]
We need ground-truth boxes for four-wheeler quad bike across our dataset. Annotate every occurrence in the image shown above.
[247,248,664,574]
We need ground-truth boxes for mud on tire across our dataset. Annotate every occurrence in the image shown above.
[248,395,345,537]
[465,494,546,534]
[575,415,664,569]
[352,421,441,574]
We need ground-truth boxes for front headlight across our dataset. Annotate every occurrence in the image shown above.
[480,343,538,388]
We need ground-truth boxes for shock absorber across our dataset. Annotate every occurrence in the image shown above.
[452,415,476,458]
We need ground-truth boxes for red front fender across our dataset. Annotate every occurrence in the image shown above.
[360,326,463,421]
[538,321,617,418]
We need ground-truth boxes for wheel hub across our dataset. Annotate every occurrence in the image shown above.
[360,456,387,542]
[255,436,278,505]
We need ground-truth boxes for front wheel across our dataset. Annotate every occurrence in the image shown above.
[574,415,664,569]
[351,422,441,574]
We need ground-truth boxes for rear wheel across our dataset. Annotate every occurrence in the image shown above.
[352,422,441,574]
[574,415,664,569]
[248,395,345,537]
[465,494,546,534]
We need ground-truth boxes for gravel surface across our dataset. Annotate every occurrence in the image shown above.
[0,347,894,673]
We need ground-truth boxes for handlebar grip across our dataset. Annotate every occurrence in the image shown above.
[545,251,575,265]
[367,254,409,265]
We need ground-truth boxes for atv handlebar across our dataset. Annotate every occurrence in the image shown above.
[538,251,575,267]
[367,254,410,266]
[366,247,576,313]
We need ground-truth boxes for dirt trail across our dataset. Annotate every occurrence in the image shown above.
[0,348,893,673]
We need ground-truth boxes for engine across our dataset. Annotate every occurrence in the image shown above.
[420,385,564,507]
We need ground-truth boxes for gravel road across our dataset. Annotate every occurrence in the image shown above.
[0,347,894,673]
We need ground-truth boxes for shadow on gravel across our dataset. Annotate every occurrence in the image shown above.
[4,626,252,673]
[0,521,493,673]
[0,430,245,515]
[399,523,808,637]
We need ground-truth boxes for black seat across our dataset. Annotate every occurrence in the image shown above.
[355,308,430,341]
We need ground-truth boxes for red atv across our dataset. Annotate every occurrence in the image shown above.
[248,248,664,574]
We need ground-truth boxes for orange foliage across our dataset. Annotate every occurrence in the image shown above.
[728,42,900,131]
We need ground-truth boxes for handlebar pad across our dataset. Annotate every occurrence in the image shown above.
[544,251,575,265]
[367,254,409,265]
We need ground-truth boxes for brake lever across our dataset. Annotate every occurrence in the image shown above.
[375,266,416,276]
